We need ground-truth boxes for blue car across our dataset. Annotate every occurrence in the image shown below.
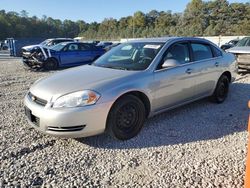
[23,42,105,70]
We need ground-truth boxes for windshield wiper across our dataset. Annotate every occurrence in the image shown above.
[95,64,129,70]
[111,66,128,70]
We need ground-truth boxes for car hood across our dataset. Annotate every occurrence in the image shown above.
[22,45,39,51]
[226,46,250,54]
[30,65,137,101]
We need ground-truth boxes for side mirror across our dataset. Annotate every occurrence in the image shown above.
[162,59,181,68]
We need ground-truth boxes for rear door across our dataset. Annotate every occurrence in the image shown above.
[78,43,96,64]
[189,42,222,97]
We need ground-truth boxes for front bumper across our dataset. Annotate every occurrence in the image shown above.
[22,57,44,69]
[24,93,112,138]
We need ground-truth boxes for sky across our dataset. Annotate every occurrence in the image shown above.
[1,0,249,23]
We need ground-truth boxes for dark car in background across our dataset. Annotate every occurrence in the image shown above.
[23,42,105,70]
[220,39,239,51]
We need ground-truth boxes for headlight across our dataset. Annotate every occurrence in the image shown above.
[53,90,100,108]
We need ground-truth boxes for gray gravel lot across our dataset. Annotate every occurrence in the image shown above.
[0,53,250,187]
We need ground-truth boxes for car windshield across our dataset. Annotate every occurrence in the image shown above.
[93,42,164,71]
[237,37,250,47]
[50,43,68,51]
[39,39,50,46]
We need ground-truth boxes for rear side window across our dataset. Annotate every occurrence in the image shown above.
[65,44,79,51]
[191,43,213,61]
[79,44,90,51]
[211,45,222,57]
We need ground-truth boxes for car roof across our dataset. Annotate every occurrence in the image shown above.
[57,41,93,45]
[47,38,73,41]
[126,37,212,44]
[57,37,216,46]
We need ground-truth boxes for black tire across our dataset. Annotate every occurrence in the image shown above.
[107,95,146,140]
[44,58,58,70]
[93,56,100,62]
[211,75,229,103]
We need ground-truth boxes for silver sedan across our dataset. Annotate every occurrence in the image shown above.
[24,37,237,140]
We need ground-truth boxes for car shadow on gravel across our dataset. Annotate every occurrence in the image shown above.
[23,67,66,72]
[76,82,250,149]
[25,64,93,72]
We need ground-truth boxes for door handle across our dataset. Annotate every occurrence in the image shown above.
[215,62,219,67]
[185,68,192,74]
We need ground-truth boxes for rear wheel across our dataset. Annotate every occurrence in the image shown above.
[44,58,58,70]
[211,75,229,103]
[107,95,146,140]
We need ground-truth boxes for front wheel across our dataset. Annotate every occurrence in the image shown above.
[44,58,58,70]
[107,95,146,140]
[210,75,229,103]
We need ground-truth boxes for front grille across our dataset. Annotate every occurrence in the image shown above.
[47,125,86,132]
[25,106,40,126]
[28,92,47,106]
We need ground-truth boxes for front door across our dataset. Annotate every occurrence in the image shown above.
[60,43,83,66]
[152,42,198,112]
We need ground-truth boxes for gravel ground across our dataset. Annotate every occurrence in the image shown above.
[0,53,250,187]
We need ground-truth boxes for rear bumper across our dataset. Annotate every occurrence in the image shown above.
[24,93,113,138]
[236,54,250,70]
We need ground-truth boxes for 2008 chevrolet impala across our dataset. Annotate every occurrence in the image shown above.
[24,37,236,140]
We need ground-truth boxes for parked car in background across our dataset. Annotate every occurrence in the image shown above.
[22,38,74,61]
[220,39,239,51]
[0,41,4,50]
[0,40,9,50]
[23,42,105,70]
[104,43,121,51]
[90,40,100,45]
[96,42,113,49]
[227,37,250,73]
[24,37,236,140]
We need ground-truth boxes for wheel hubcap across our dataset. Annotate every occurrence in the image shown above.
[116,103,139,132]
[218,82,227,101]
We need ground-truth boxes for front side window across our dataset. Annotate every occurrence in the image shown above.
[93,42,164,71]
[191,43,213,61]
[156,43,190,70]
[66,44,79,51]
[164,43,190,64]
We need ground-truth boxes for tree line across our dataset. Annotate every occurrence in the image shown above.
[0,0,249,41]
